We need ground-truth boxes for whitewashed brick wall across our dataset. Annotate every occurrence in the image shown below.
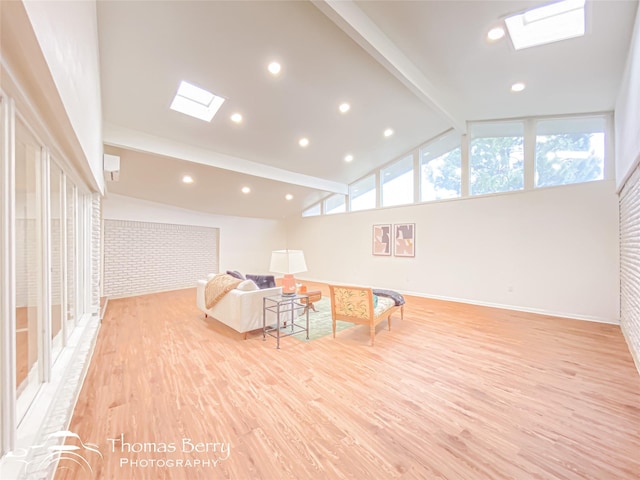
[620,163,640,372]
[103,220,218,298]
[91,194,101,313]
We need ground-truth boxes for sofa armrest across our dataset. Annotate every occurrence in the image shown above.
[196,279,208,312]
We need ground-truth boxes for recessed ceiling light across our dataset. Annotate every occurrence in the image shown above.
[230,113,243,123]
[511,82,526,92]
[170,80,225,122]
[241,186,251,194]
[505,0,586,50]
[383,128,394,137]
[285,194,293,200]
[299,137,309,147]
[339,103,351,113]
[344,154,354,162]
[182,175,194,184]
[268,61,281,75]
[487,27,505,41]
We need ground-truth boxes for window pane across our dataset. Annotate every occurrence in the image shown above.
[51,161,64,361]
[470,122,524,196]
[535,116,605,187]
[350,175,376,211]
[66,179,77,336]
[324,194,345,214]
[381,155,414,207]
[302,204,321,217]
[420,132,461,201]
[15,118,43,418]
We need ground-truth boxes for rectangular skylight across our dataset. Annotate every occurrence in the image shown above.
[170,80,225,122]
[505,0,586,50]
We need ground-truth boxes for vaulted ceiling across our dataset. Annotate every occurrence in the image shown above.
[98,0,638,219]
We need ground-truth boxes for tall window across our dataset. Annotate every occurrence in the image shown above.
[470,122,524,196]
[15,117,43,420]
[324,194,346,214]
[535,116,605,187]
[0,95,4,457]
[420,131,461,202]
[381,154,413,207]
[50,161,64,360]
[65,179,77,336]
[350,175,376,211]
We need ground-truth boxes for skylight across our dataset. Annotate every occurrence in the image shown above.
[170,81,225,122]
[505,0,586,50]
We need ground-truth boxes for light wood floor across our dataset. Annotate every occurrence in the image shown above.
[55,282,640,479]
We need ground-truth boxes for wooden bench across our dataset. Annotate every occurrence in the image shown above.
[328,285,403,346]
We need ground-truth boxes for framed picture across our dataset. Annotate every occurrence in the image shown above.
[394,223,415,257]
[372,224,392,256]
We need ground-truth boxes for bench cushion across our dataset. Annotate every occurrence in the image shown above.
[374,296,396,317]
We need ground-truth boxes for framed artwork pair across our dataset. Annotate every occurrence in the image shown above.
[372,223,415,257]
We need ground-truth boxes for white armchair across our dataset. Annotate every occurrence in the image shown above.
[196,274,282,338]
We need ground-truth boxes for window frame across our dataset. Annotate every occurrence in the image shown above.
[419,130,462,203]
[380,154,415,208]
[323,193,346,215]
[349,174,377,212]
[468,120,526,197]
[533,115,607,189]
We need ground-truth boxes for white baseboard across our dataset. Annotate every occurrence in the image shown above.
[405,290,619,325]
[298,276,619,325]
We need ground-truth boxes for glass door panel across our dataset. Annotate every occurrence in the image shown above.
[15,117,43,419]
[65,180,76,337]
[51,161,64,360]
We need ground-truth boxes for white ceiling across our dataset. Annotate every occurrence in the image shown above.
[97,0,638,219]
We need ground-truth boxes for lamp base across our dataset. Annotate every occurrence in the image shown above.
[281,274,297,296]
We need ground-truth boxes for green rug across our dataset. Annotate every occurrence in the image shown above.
[292,298,354,341]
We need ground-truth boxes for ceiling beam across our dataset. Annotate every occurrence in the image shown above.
[103,124,349,195]
[313,0,466,134]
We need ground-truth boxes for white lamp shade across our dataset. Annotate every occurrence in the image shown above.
[269,250,307,274]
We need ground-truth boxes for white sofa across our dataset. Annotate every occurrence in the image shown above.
[196,274,282,337]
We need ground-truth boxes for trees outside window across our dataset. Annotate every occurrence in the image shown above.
[535,117,605,187]
[470,122,524,196]
[420,131,461,202]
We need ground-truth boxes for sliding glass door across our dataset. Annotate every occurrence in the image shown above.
[65,180,77,338]
[50,161,64,361]
[15,118,43,420]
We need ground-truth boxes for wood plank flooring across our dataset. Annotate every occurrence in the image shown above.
[55,282,640,479]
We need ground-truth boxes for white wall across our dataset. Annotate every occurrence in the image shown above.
[287,181,620,323]
[102,194,286,277]
[615,5,640,190]
[22,0,104,194]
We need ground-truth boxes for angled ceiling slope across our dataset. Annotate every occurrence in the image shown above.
[98,0,638,219]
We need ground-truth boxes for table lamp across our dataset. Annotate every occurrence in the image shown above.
[270,249,307,296]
